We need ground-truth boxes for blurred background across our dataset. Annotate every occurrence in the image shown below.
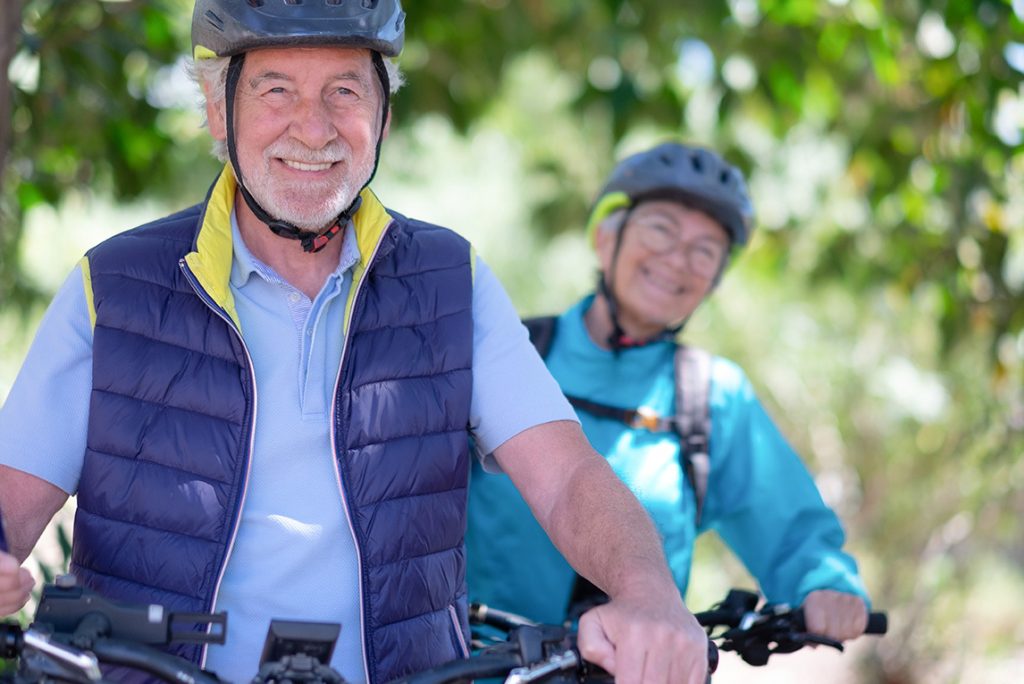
[1,0,1022,681]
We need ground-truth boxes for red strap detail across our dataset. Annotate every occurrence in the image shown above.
[307,223,342,253]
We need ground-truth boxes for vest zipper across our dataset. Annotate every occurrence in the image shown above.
[329,221,392,684]
[448,604,470,658]
[178,259,259,670]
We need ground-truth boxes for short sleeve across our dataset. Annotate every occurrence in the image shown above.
[0,264,93,494]
[468,257,576,464]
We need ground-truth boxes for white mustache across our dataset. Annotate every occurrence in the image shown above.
[265,143,346,165]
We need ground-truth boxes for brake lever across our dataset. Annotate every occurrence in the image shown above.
[504,650,579,684]
[21,629,104,681]
[800,633,844,651]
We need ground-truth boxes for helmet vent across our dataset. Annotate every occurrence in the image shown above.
[204,10,225,29]
[284,0,304,5]
[363,0,379,8]
[720,170,731,185]
[326,0,343,5]
[690,154,703,172]
[245,0,264,8]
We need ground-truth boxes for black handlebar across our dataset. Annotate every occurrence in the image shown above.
[88,638,221,683]
[693,588,888,667]
[789,606,888,636]
[3,584,886,684]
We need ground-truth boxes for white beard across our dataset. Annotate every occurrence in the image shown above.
[241,138,375,232]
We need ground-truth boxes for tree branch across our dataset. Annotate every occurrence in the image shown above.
[0,0,25,236]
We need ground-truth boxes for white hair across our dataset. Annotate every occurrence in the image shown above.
[187,52,405,162]
[597,208,629,235]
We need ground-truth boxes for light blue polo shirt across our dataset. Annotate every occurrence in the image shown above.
[0,212,574,682]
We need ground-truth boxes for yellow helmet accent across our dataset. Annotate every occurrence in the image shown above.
[584,191,631,248]
[193,45,218,61]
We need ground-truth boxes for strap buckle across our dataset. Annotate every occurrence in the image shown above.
[631,407,668,432]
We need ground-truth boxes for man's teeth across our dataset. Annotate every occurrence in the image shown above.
[283,160,333,172]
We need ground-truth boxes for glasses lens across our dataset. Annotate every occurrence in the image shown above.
[629,216,727,278]
[689,244,725,278]
[635,220,675,253]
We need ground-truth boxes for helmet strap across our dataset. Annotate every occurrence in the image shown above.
[600,205,634,354]
[223,50,391,255]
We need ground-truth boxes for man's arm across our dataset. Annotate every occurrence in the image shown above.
[492,420,708,684]
[0,465,68,614]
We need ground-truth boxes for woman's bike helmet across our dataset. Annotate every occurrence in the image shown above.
[586,142,756,349]
[191,0,406,253]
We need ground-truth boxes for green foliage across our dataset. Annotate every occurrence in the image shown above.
[2,0,220,312]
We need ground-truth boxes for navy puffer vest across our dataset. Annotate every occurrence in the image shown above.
[72,184,474,683]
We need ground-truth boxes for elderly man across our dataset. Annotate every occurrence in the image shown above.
[0,2,707,683]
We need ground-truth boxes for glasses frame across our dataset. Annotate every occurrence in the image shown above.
[625,213,731,280]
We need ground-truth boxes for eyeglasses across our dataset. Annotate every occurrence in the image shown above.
[628,217,729,279]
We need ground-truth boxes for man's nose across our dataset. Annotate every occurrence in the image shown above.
[289,99,339,150]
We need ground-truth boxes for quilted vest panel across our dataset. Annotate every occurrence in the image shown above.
[74,203,252,669]
[336,215,474,684]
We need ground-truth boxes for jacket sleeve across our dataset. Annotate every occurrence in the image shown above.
[699,360,869,608]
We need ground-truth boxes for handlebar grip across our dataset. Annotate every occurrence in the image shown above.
[0,623,24,659]
[707,638,718,674]
[865,612,887,635]
[792,608,887,636]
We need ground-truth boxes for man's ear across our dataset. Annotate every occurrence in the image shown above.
[381,106,392,140]
[204,83,227,142]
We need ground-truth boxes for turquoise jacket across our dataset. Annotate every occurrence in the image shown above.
[466,296,868,624]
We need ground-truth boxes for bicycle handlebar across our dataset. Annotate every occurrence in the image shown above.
[399,602,719,684]
[693,588,887,667]
[3,582,886,684]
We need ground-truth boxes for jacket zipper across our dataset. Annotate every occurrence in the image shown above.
[329,221,392,684]
[178,259,259,670]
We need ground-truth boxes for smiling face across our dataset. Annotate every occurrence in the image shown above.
[206,46,387,232]
[595,200,730,340]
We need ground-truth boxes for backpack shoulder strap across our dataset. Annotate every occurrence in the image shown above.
[674,345,713,527]
[523,315,559,359]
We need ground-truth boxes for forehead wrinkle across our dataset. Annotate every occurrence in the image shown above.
[247,69,370,91]
[332,70,371,87]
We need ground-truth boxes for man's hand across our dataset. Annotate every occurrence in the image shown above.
[801,589,867,642]
[0,550,34,616]
[576,589,708,684]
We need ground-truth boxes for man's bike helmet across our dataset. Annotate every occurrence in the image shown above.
[192,0,405,59]
[190,0,406,253]
[587,142,756,349]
